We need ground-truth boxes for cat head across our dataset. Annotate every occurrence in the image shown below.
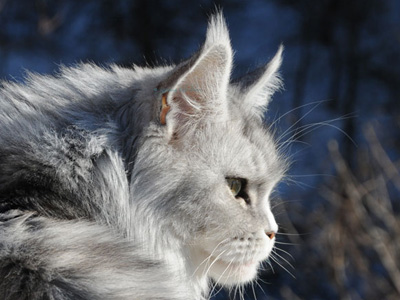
[130,13,286,287]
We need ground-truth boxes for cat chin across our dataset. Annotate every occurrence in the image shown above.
[191,247,262,285]
[207,258,259,285]
[191,232,275,286]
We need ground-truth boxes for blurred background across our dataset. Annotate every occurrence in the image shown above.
[1,0,399,299]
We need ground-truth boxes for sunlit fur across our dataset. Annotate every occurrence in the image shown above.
[0,13,285,299]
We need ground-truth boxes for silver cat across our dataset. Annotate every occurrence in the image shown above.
[0,13,286,300]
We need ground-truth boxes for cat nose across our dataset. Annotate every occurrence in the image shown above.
[265,231,276,240]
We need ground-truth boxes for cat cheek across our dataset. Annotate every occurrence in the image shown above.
[263,237,276,259]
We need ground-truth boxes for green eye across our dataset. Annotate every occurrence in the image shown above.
[226,178,242,197]
[226,177,251,205]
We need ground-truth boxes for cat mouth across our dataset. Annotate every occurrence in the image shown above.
[210,255,259,271]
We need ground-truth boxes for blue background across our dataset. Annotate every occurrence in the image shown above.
[1,1,399,299]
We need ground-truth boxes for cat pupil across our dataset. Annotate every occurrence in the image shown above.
[226,178,242,197]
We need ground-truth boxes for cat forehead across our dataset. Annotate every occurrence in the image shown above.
[182,119,283,184]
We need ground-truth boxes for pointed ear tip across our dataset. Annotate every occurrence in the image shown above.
[267,45,283,71]
[209,10,226,24]
[205,12,231,47]
[275,45,284,60]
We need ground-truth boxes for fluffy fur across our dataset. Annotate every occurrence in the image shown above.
[0,14,285,299]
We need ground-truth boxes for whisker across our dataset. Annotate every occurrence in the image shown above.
[257,276,271,286]
[251,280,257,300]
[262,258,275,274]
[240,284,245,300]
[272,249,295,270]
[290,120,357,146]
[276,101,323,145]
[255,279,267,296]
[191,238,228,278]
[271,199,303,210]
[269,99,330,130]
[270,254,296,279]
[203,249,227,279]
[275,240,299,246]
[283,176,317,189]
[276,232,308,236]
[287,173,337,178]
[208,259,234,297]
[276,112,356,155]
[233,284,239,300]
[274,246,295,261]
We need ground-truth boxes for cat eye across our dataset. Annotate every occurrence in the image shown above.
[226,177,250,204]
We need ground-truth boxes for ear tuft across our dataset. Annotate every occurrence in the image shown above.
[204,13,231,52]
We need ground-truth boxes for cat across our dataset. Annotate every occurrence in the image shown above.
[0,13,286,300]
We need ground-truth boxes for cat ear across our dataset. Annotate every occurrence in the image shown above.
[156,14,232,136]
[234,45,283,120]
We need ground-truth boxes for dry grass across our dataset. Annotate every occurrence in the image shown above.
[320,124,400,299]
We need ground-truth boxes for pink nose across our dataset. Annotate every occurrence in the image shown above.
[265,231,276,239]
